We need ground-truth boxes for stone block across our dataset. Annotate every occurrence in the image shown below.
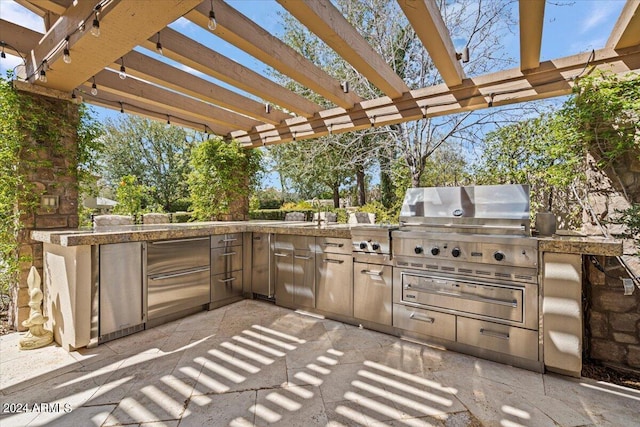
[16,307,30,332]
[586,259,606,286]
[588,311,609,338]
[16,287,31,307]
[613,332,639,344]
[628,346,640,368]
[35,215,68,228]
[68,215,79,228]
[590,339,626,364]
[609,313,640,332]
[591,289,638,312]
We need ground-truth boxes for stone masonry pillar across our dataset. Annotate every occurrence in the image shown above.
[10,85,79,331]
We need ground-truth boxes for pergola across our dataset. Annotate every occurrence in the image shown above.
[1,0,639,148]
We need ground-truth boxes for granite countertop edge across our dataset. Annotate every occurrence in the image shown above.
[31,222,623,256]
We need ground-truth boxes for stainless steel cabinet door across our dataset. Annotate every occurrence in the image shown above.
[293,250,315,308]
[316,253,353,316]
[354,262,392,325]
[211,246,243,275]
[274,249,294,306]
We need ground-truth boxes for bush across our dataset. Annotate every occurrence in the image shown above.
[249,209,314,221]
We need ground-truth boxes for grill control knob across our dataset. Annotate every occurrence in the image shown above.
[359,242,368,250]
[431,246,440,256]
[451,247,461,257]
[372,242,380,250]
[414,246,423,254]
[494,251,505,261]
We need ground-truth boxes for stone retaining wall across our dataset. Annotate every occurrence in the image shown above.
[585,255,640,369]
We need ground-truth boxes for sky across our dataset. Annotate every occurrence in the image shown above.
[0,0,629,188]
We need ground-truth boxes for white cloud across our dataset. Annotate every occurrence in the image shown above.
[0,0,45,33]
[581,2,614,34]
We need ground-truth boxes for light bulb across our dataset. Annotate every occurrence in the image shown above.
[208,10,217,31]
[119,65,127,79]
[91,83,98,96]
[156,42,163,55]
[63,48,71,64]
[39,69,47,83]
[91,18,100,37]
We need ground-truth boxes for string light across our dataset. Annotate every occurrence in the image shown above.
[119,101,124,113]
[119,57,127,79]
[265,103,271,114]
[208,0,217,31]
[167,115,171,125]
[156,32,163,55]
[91,76,98,96]
[1,42,6,59]
[91,5,101,37]
[63,37,71,64]
[39,60,48,83]
[488,93,495,107]
[71,89,77,99]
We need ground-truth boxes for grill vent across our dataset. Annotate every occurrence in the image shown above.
[426,264,438,270]
[475,270,491,275]
[397,261,408,266]
[495,272,511,278]
[410,263,423,268]
[99,323,145,344]
[441,266,455,272]
[515,274,534,281]
[459,268,473,274]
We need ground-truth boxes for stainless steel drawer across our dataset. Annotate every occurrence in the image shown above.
[317,237,351,255]
[147,266,211,320]
[456,316,538,361]
[211,246,243,274]
[316,253,353,316]
[211,271,243,302]
[211,233,242,248]
[354,262,392,325]
[393,303,456,341]
[147,237,210,276]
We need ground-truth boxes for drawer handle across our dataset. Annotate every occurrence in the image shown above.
[151,237,209,244]
[274,253,289,257]
[294,255,312,260]
[253,236,262,240]
[361,269,382,276]
[479,328,510,340]
[218,277,237,283]
[324,259,344,264]
[323,242,344,248]
[409,313,434,323]
[219,251,237,257]
[219,238,238,243]
[150,266,210,280]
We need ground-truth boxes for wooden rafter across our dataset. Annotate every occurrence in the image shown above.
[277,0,410,99]
[519,0,545,71]
[0,19,41,57]
[91,69,261,132]
[140,28,322,118]
[397,0,465,87]
[26,0,202,91]
[116,51,290,126]
[607,0,640,49]
[185,0,362,109]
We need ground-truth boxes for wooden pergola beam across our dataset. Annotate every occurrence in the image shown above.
[277,0,410,99]
[80,85,233,136]
[140,28,322,118]
[0,19,42,57]
[118,50,290,126]
[397,0,465,87]
[607,0,640,49]
[26,0,202,92]
[236,46,640,147]
[185,0,362,109]
[92,69,261,132]
[519,0,545,70]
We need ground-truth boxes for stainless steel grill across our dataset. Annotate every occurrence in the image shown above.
[391,184,541,369]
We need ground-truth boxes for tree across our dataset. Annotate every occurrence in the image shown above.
[188,137,262,221]
[98,116,197,211]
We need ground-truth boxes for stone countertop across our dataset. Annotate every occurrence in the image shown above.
[31,221,354,246]
[537,231,623,256]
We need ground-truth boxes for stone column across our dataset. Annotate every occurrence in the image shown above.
[10,85,79,331]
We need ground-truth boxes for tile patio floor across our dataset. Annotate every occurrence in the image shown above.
[1,299,639,426]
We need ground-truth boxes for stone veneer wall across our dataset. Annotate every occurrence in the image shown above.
[10,90,79,331]
[585,256,640,369]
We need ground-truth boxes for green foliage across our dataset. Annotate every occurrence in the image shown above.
[611,204,640,255]
[252,187,284,209]
[99,116,196,212]
[359,201,394,223]
[565,71,639,167]
[188,137,262,221]
[113,175,148,217]
[248,209,313,221]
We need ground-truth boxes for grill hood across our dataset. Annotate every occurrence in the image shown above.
[399,184,531,235]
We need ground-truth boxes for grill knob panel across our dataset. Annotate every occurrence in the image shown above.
[431,247,440,256]
[451,247,461,257]
[494,251,505,261]
[359,242,368,250]
[414,246,423,254]
[372,242,380,250]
